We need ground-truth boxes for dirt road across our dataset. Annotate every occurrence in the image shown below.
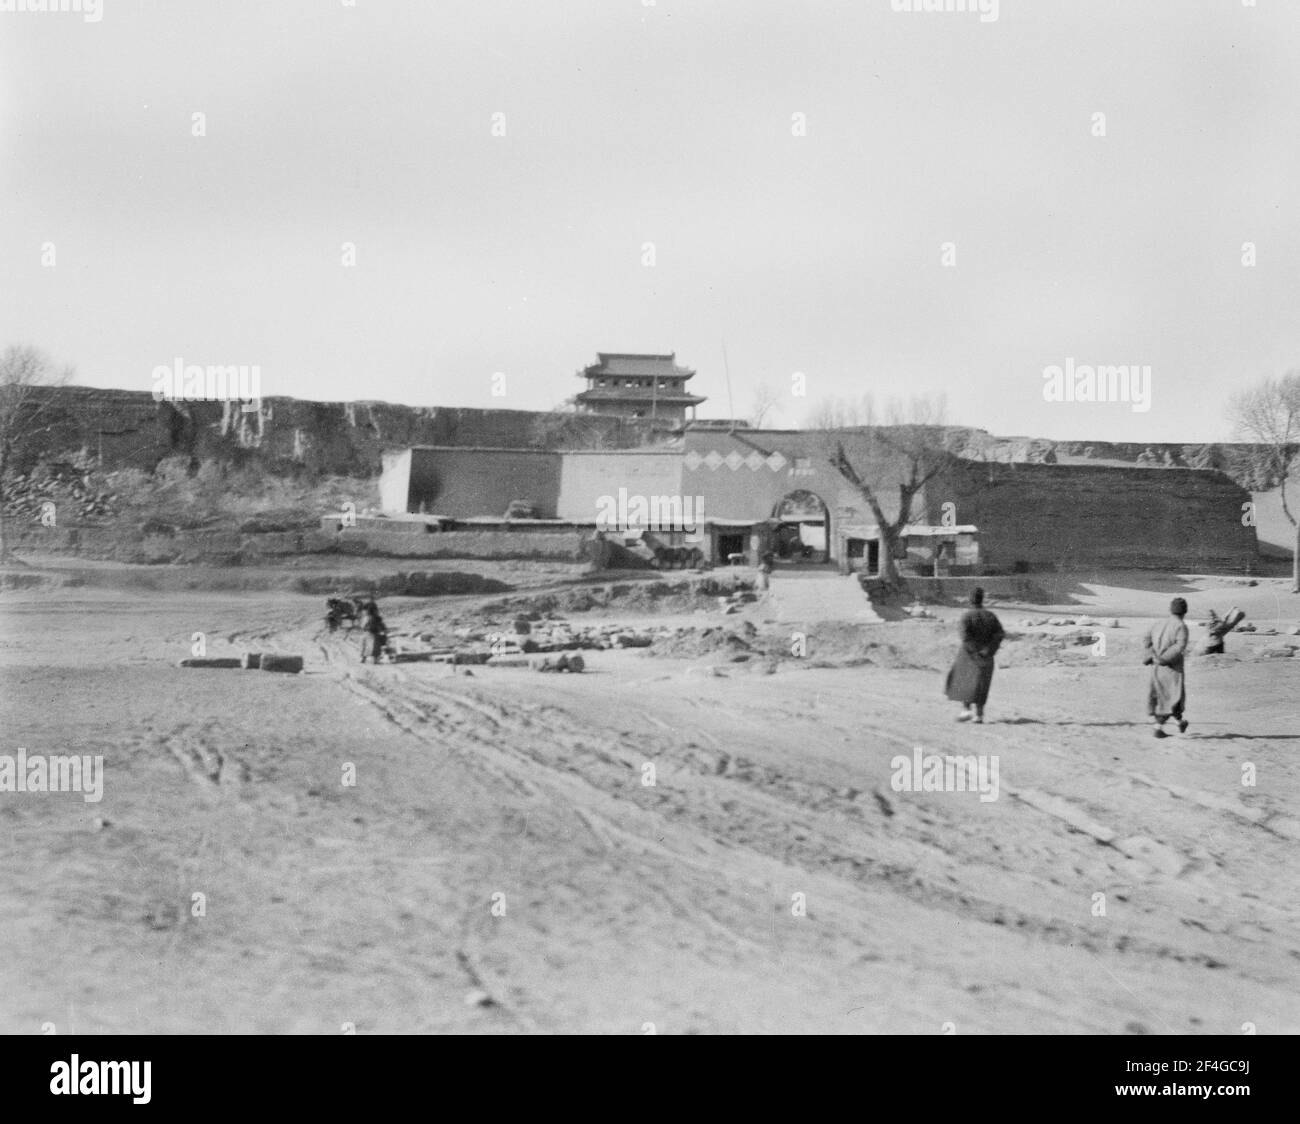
[1,576,1297,1034]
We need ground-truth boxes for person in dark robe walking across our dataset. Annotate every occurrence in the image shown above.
[1144,597,1190,736]
[945,587,1005,723]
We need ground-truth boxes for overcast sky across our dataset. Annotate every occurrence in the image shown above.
[2,0,1297,443]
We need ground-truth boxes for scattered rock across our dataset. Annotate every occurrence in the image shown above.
[614,634,652,648]
[536,653,586,673]
[259,654,305,674]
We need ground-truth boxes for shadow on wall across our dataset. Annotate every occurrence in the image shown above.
[1031,571,1203,603]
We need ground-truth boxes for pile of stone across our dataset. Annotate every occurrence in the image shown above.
[388,648,454,663]
[425,616,686,672]
[484,617,663,653]
[1061,630,1101,647]
[482,632,587,671]
[1259,642,1300,659]
[719,589,758,615]
[534,653,586,673]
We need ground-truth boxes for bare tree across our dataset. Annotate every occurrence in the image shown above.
[0,345,75,561]
[1231,370,1300,592]
[748,381,781,429]
[820,393,949,585]
[803,393,874,430]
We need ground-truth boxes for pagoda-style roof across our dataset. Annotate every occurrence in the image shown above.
[579,352,697,380]
[575,388,706,407]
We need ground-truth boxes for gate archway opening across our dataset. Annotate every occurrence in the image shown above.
[771,490,831,565]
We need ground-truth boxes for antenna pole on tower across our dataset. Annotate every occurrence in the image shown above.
[722,341,735,433]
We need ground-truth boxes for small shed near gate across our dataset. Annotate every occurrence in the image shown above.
[837,523,980,577]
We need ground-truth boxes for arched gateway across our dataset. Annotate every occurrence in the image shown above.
[770,490,831,565]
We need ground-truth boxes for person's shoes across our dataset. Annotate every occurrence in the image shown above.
[973,715,985,724]
[955,710,973,722]
[1177,718,1189,734]
[1153,726,1167,738]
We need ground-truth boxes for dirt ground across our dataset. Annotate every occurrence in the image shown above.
[1,561,1297,1034]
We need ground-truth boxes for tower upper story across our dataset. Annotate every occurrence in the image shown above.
[574,352,707,421]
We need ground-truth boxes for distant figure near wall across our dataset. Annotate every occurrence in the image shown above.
[360,599,389,664]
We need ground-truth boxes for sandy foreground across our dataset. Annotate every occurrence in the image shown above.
[1,565,1297,1035]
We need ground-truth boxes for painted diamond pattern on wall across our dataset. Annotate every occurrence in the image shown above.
[703,451,724,470]
[683,451,703,471]
[765,452,787,472]
[724,451,744,470]
[744,451,764,470]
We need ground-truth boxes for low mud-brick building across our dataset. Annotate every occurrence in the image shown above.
[374,428,1260,574]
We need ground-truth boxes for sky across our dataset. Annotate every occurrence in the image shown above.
[2,0,1298,443]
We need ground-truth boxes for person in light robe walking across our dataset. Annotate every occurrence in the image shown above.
[1144,597,1190,737]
